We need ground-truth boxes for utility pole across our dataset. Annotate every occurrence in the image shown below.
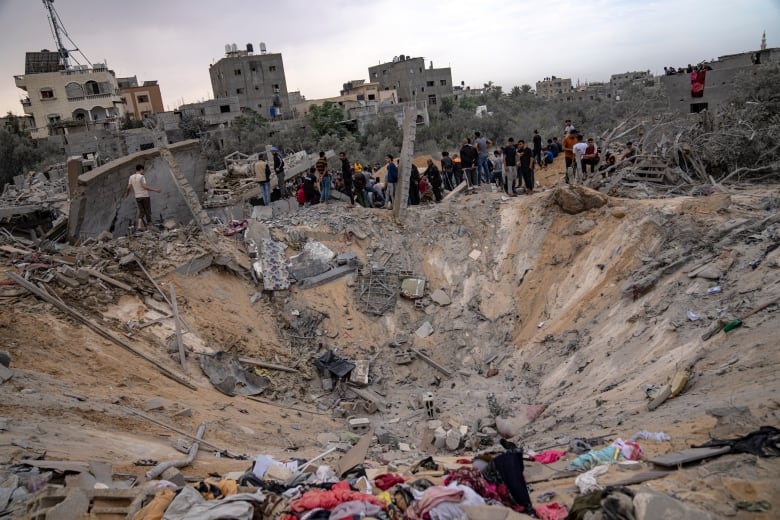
[393,105,416,225]
[42,0,70,68]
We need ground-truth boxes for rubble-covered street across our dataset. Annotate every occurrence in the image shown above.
[0,152,778,519]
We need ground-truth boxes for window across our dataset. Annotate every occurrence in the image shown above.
[372,72,378,79]
[440,79,447,86]
[257,103,262,108]
[428,94,437,105]
[426,80,434,87]
[139,143,155,151]
[690,102,708,113]
[137,94,149,103]
[234,69,242,76]
[368,94,375,101]
[40,88,54,99]
[236,88,244,94]
[269,65,277,72]
[356,94,365,101]
[200,109,205,116]
[48,114,61,123]
[272,84,279,91]
[220,105,231,113]
[382,70,387,75]
[255,86,260,90]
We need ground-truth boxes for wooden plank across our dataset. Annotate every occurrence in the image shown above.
[411,348,452,377]
[80,268,133,292]
[239,357,299,373]
[604,470,673,486]
[337,428,374,476]
[169,283,186,370]
[121,406,238,456]
[245,395,328,416]
[6,271,196,390]
[648,446,731,467]
[443,180,468,202]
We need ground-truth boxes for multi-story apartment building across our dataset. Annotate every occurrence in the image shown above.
[117,76,165,120]
[368,55,452,107]
[209,43,289,120]
[14,50,124,139]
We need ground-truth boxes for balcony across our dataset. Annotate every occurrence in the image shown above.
[20,98,33,115]
[14,75,27,89]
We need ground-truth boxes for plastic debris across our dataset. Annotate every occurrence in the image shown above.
[706,286,722,294]
[686,309,700,321]
[630,431,671,442]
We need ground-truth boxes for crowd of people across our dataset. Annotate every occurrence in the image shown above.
[257,119,639,209]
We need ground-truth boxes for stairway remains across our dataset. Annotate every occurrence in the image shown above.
[159,147,212,233]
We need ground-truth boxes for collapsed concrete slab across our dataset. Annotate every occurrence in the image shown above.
[68,140,207,240]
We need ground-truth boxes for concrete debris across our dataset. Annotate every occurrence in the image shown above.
[415,321,434,338]
[430,289,452,306]
[552,184,608,214]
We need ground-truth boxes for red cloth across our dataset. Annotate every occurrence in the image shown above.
[290,480,385,513]
[532,449,567,464]
[535,503,569,520]
[373,473,405,491]
[691,70,706,97]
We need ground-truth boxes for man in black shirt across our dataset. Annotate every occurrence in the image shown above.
[532,130,542,167]
[425,159,443,202]
[517,139,535,194]
[502,138,518,196]
[339,152,354,205]
[271,147,286,198]
[459,138,478,187]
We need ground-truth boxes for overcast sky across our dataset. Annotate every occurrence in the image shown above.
[1,0,777,116]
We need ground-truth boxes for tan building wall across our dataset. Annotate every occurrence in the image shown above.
[535,77,572,99]
[293,85,397,118]
[120,84,164,120]
[14,65,124,139]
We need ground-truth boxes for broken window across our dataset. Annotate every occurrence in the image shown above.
[368,94,375,101]
[47,114,61,123]
[428,94,437,105]
[220,105,231,113]
[234,69,242,76]
[272,84,280,91]
[426,80,434,87]
[236,88,244,94]
[440,79,447,86]
[139,143,154,151]
[40,88,54,99]
[269,65,277,72]
[382,70,387,75]
[137,94,149,103]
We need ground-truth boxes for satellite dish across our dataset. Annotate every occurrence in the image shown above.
[225,44,231,53]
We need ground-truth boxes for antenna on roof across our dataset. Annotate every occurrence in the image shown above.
[41,0,92,69]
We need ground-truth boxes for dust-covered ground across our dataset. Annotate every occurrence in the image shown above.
[1,158,779,518]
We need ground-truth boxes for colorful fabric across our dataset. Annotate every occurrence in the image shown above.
[406,486,464,520]
[532,449,567,464]
[289,480,384,513]
[691,69,706,97]
[374,473,406,490]
[132,488,175,520]
[261,239,291,291]
[534,502,568,520]
[444,467,510,508]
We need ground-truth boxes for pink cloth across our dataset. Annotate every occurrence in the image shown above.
[406,486,464,520]
[532,450,567,464]
[535,502,569,520]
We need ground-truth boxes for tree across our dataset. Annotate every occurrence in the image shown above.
[179,113,208,139]
[307,102,347,138]
[521,84,533,94]
[0,113,63,189]
[439,96,455,118]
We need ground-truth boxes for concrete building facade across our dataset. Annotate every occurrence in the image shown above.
[118,76,165,120]
[660,47,779,114]
[535,76,572,99]
[368,56,452,107]
[14,51,125,139]
[209,45,289,120]
[178,97,242,128]
[293,81,397,118]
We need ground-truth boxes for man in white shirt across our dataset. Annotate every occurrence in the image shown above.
[124,164,160,231]
[572,135,588,184]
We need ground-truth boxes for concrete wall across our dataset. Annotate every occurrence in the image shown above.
[68,140,206,240]
[179,97,241,127]
[120,83,165,119]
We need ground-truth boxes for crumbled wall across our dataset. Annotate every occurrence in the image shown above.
[68,140,206,240]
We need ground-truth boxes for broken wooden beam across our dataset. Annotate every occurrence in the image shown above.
[121,406,240,457]
[245,395,328,415]
[411,348,452,377]
[238,357,299,373]
[169,283,186,370]
[6,271,196,390]
[80,268,134,292]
